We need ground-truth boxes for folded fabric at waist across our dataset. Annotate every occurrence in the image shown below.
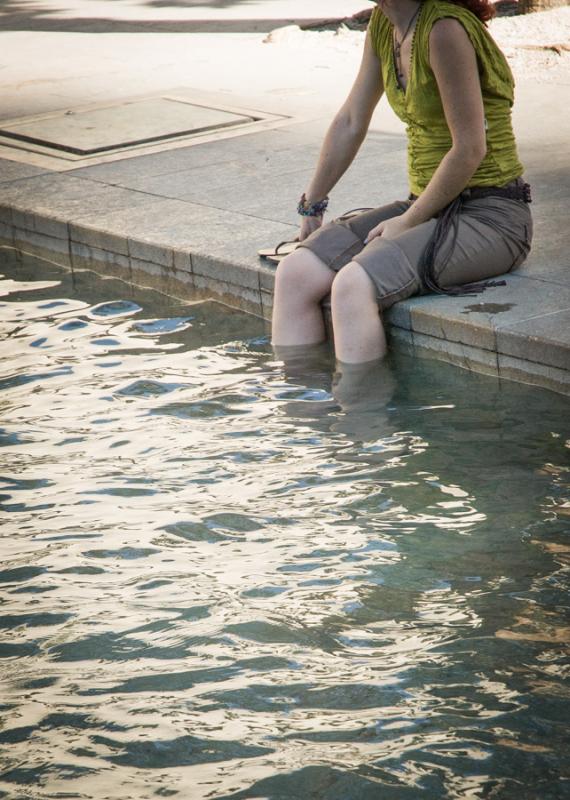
[416,177,532,298]
[466,178,532,203]
[409,177,532,204]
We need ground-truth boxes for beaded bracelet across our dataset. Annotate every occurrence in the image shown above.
[297,193,329,217]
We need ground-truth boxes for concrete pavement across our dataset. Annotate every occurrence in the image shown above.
[0,1,569,394]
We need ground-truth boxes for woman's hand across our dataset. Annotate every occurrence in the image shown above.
[364,214,414,244]
[299,215,324,242]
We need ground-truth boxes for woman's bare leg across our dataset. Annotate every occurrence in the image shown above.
[330,261,387,363]
[333,357,396,411]
[271,248,335,347]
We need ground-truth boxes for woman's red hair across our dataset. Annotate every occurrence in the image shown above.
[446,0,496,23]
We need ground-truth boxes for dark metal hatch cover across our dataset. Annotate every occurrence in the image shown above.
[0,98,258,156]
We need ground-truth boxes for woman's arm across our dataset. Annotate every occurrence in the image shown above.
[300,29,384,239]
[367,17,487,241]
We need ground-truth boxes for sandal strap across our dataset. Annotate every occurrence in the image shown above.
[259,209,373,259]
[275,238,299,255]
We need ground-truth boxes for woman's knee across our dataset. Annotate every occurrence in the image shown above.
[274,248,334,305]
[331,262,377,312]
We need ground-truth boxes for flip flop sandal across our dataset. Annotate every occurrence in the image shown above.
[265,255,283,265]
[258,208,374,264]
[258,239,300,261]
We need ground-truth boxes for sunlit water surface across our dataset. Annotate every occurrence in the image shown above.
[0,248,568,800]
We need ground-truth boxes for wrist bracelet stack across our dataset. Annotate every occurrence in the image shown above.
[297,193,329,217]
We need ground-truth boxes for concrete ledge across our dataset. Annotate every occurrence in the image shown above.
[497,309,570,372]
[0,221,14,246]
[387,277,570,376]
[498,354,570,397]
[192,253,261,292]
[129,239,174,268]
[193,273,264,317]
[0,204,14,227]
[173,250,193,274]
[397,328,500,379]
[69,220,130,257]
[1,147,568,396]
[3,213,569,395]
[71,241,131,275]
[388,324,570,395]
[12,227,72,268]
[11,209,69,241]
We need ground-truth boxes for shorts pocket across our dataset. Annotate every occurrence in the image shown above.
[509,220,533,272]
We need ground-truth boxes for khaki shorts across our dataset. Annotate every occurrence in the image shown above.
[297,186,533,310]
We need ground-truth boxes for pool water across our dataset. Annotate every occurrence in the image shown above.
[0,248,568,800]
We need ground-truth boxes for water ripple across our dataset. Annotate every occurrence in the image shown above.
[0,250,568,799]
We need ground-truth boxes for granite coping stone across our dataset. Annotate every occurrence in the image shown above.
[192,273,263,317]
[74,146,324,195]
[259,265,276,293]
[191,253,263,292]
[12,227,72,267]
[11,209,68,240]
[173,250,193,274]
[71,241,130,274]
[0,220,14,245]
[497,308,570,372]
[0,203,13,227]
[0,173,165,224]
[70,196,297,292]
[410,330,500,379]
[498,354,570,396]
[384,299,412,331]
[406,275,570,368]
[68,220,130,257]
[261,288,274,319]
[128,239,174,269]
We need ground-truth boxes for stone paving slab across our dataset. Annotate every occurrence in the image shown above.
[66,124,326,183]
[66,126,408,224]
[515,249,568,286]
[72,197,296,272]
[74,133,406,230]
[0,157,51,183]
[521,269,568,288]
[1,99,255,156]
[0,172,162,228]
[144,153,404,222]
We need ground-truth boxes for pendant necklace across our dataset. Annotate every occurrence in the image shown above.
[393,4,421,87]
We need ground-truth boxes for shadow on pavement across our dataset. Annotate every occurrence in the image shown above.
[0,0,341,33]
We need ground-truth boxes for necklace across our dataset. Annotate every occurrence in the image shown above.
[393,4,421,86]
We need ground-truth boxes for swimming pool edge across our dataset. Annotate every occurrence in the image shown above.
[1,208,568,398]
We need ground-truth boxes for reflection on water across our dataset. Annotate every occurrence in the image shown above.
[0,248,568,800]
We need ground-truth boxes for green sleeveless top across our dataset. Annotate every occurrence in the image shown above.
[368,0,524,196]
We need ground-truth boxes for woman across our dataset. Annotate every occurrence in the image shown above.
[271,0,532,365]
